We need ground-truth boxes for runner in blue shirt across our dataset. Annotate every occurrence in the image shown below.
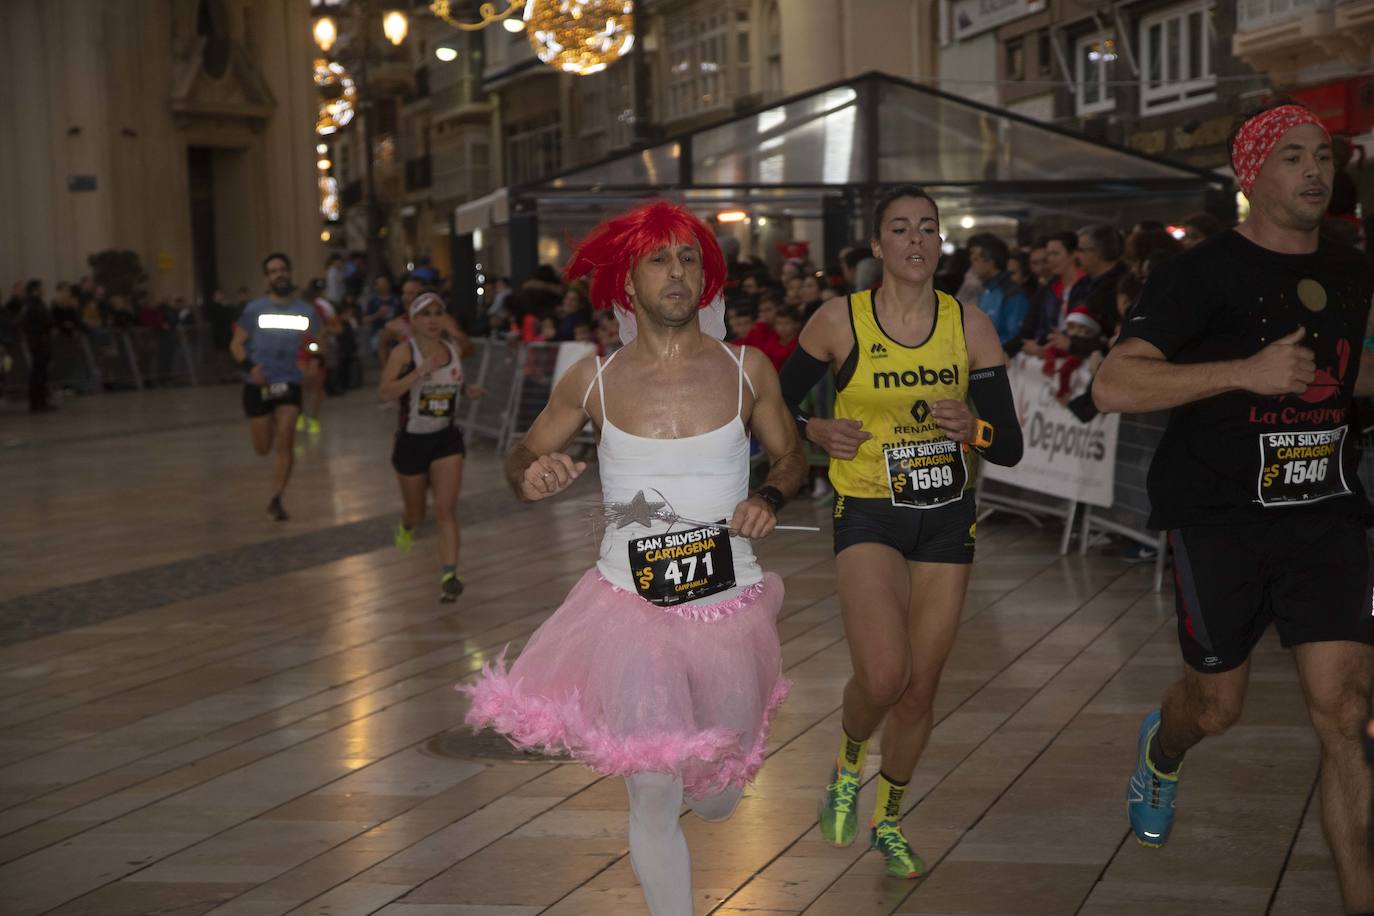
[230,252,319,521]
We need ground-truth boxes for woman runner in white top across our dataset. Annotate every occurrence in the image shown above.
[378,292,485,602]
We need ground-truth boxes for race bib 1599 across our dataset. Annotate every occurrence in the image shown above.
[886,439,967,509]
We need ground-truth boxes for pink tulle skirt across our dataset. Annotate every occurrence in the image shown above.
[461,569,790,799]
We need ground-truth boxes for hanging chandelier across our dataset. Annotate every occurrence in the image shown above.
[430,0,634,76]
[313,58,357,136]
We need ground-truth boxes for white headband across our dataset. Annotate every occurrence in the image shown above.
[410,292,444,316]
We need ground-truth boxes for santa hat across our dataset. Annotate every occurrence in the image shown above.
[1064,307,1101,336]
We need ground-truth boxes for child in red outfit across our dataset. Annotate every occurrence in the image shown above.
[1040,307,1101,402]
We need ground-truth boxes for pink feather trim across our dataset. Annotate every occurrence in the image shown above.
[459,650,791,799]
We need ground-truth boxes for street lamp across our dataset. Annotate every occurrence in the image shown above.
[382,10,409,45]
[313,16,338,53]
[313,0,412,285]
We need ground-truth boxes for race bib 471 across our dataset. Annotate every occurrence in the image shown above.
[628,522,736,607]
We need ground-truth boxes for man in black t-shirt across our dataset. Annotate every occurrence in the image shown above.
[1095,103,1374,912]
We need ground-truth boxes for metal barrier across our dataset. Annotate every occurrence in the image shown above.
[89,328,143,390]
[461,340,601,455]
[498,342,561,454]
[1079,411,1170,592]
[126,326,202,387]
[465,338,524,448]
[47,334,102,394]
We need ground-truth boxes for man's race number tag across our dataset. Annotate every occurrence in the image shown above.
[886,440,967,509]
[261,382,290,400]
[628,522,736,606]
[418,384,458,417]
[1257,426,1351,507]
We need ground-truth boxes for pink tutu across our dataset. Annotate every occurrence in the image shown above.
[461,569,790,799]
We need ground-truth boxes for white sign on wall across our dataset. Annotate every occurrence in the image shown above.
[981,354,1120,508]
[950,0,1048,42]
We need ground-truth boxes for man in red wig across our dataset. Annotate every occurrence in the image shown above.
[1096,102,1374,911]
[464,202,806,916]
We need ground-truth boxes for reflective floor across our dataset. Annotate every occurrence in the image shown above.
[0,388,1342,915]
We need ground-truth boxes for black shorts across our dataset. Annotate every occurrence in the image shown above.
[1170,515,1374,672]
[242,383,303,418]
[832,491,977,564]
[392,426,466,476]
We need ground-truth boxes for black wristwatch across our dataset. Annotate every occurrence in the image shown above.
[754,485,785,513]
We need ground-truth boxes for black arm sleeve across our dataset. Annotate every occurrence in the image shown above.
[969,365,1023,466]
[778,346,830,416]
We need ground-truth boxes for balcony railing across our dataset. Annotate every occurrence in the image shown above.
[1238,0,1331,31]
[405,155,432,192]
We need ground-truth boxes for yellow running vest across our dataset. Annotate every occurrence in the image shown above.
[828,289,972,505]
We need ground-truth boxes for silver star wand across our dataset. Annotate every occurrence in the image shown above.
[598,489,820,534]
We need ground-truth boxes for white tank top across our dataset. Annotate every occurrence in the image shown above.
[584,340,762,606]
[399,339,463,435]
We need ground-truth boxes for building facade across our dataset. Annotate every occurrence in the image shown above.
[939,0,1374,175]
[0,0,324,303]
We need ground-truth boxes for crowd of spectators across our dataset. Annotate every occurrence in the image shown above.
[8,194,1362,418]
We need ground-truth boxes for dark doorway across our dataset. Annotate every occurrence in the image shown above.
[187,146,219,308]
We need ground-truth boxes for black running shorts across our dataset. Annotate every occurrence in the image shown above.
[242,382,303,418]
[392,426,466,476]
[1169,515,1374,672]
[832,491,976,564]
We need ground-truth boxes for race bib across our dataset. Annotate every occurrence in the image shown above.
[1257,426,1351,507]
[418,384,458,418]
[628,523,736,606]
[886,439,967,509]
[260,382,290,400]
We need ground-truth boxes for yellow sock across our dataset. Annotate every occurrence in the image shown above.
[872,772,907,825]
[837,729,867,774]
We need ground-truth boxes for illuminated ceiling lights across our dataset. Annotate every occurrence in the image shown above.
[430,0,633,76]
[716,210,748,223]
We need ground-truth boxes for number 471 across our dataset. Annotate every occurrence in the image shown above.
[662,553,714,585]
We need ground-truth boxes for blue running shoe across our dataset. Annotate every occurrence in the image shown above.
[1127,709,1180,848]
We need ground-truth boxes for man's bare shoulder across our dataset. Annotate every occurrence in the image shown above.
[551,352,602,406]
[736,342,777,381]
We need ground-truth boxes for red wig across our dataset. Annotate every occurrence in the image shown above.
[563,201,725,313]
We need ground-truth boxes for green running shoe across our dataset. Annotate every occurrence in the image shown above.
[307,417,321,435]
[394,523,414,553]
[870,820,925,879]
[818,764,862,847]
[440,571,464,603]
[295,415,305,432]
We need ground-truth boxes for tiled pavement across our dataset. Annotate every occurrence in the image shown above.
[0,387,1345,915]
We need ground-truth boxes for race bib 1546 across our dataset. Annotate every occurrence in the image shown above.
[1257,426,1351,507]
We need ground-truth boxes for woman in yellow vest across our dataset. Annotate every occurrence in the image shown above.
[779,186,1024,878]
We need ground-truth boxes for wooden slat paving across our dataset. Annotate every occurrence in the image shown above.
[0,388,1343,915]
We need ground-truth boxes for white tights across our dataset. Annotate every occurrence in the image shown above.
[624,773,743,916]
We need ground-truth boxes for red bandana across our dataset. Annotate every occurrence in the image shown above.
[1231,105,1329,197]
